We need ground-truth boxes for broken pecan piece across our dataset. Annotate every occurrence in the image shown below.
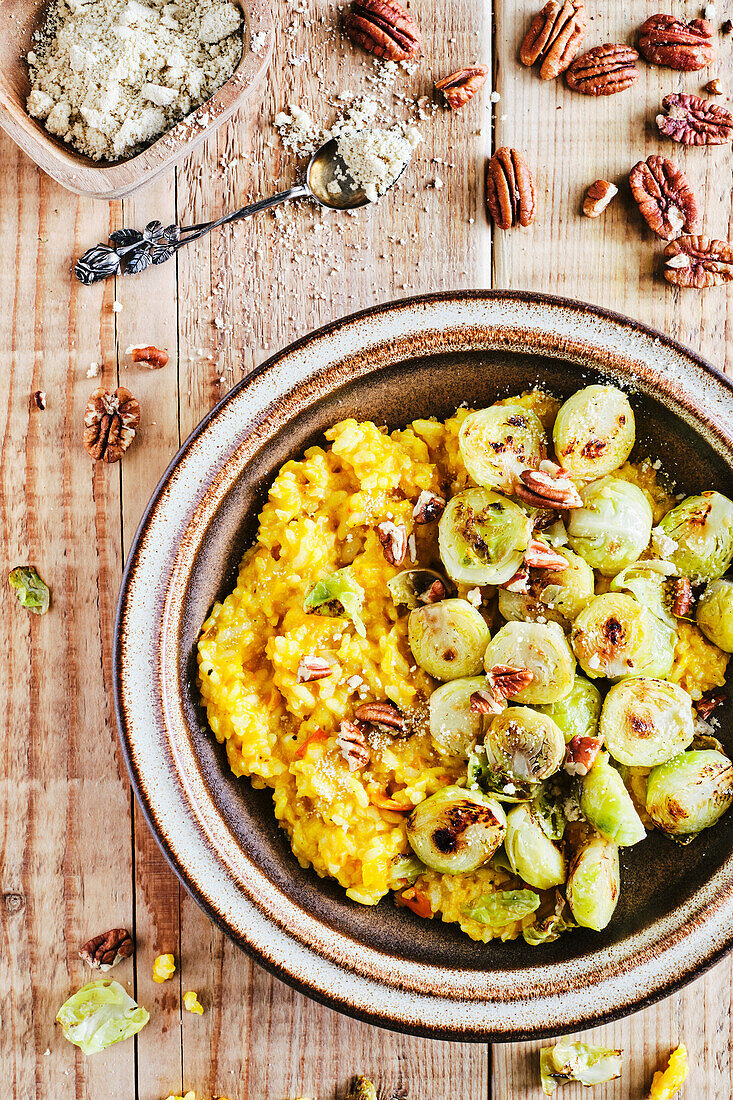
[412,490,446,524]
[486,148,537,229]
[343,0,421,61]
[131,345,169,369]
[524,539,569,570]
[670,576,694,617]
[83,387,141,463]
[629,156,699,240]
[520,0,586,80]
[354,701,407,731]
[639,15,715,72]
[695,690,726,722]
[338,720,371,771]
[518,467,583,509]
[664,235,733,288]
[500,565,531,593]
[376,521,408,565]
[297,655,332,682]
[706,78,724,96]
[656,93,733,146]
[565,44,639,95]
[79,928,133,970]
[470,688,504,715]
[435,66,489,110]
[31,389,47,410]
[582,179,618,218]
[564,735,603,777]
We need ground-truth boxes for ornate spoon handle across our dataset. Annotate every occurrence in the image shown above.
[74,184,310,285]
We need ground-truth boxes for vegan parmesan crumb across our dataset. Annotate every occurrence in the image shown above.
[337,124,420,203]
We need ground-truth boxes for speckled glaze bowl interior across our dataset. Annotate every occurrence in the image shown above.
[115,291,733,1041]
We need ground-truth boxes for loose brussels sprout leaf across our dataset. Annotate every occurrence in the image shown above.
[484,621,576,705]
[407,786,507,874]
[458,403,546,493]
[540,1038,623,1094]
[600,678,695,767]
[56,979,150,1055]
[660,492,733,582]
[696,578,733,653]
[303,568,366,636]
[646,749,733,838]
[567,476,653,577]
[408,598,490,681]
[388,852,426,888]
[538,676,602,743]
[387,569,448,612]
[505,804,566,890]
[566,833,620,931]
[552,384,635,481]
[8,565,50,614]
[580,761,646,847]
[462,888,540,927]
[523,892,576,946]
[531,784,566,840]
[611,560,678,631]
[438,488,532,586]
[429,676,490,756]
[467,744,534,802]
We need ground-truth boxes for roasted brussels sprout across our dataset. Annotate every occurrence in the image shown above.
[566,476,653,576]
[600,678,695,767]
[552,384,635,481]
[458,403,546,492]
[565,832,620,932]
[659,491,733,582]
[498,547,595,629]
[303,567,366,636]
[462,888,540,926]
[484,707,565,784]
[537,675,602,743]
[438,488,532,586]
[483,621,576,704]
[504,803,566,890]
[429,676,491,756]
[580,759,646,846]
[571,592,674,681]
[696,578,733,653]
[645,749,733,838]
[540,1038,623,1094]
[407,785,507,873]
[408,598,490,681]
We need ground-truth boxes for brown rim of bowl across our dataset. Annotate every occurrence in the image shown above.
[114,290,733,1041]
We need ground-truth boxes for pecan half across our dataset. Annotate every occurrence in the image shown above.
[488,663,535,701]
[79,928,133,970]
[343,0,421,61]
[565,44,639,95]
[670,576,694,617]
[524,539,569,570]
[583,179,618,218]
[354,701,407,731]
[520,0,586,80]
[664,235,733,287]
[297,655,332,683]
[639,15,715,72]
[435,66,489,110]
[470,688,504,715]
[486,148,536,229]
[376,521,408,565]
[413,490,446,524]
[564,735,602,777]
[338,720,371,771]
[657,93,733,146]
[518,467,583,509]
[695,690,726,721]
[83,387,140,463]
[130,345,169,369]
[629,156,699,240]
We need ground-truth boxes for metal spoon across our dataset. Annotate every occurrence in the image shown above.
[75,137,402,284]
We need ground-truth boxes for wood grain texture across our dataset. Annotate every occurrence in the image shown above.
[1,0,732,1096]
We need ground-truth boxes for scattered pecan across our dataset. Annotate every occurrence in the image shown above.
[31,389,47,410]
[664,235,733,287]
[629,156,699,240]
[412,490,446,524]
[435,65,489,110]
[343,0,421,62]
[420,578,447,603]
[656,93,733,146]
[565,44,639,95]
[354,701,407,731]
[706,78,724,95]
[524,539,569,570]
[79,928,133,970]
[582,179,619,218]
[520,0,586,80]
[338,720,371,771]
[470,688,504,715]
[83,387,141,463]
[376,521,408,565]
[130,345,169,369]
[517,467,583,509]
[297,655,332,683]
[500,565,531,593]
[695,690,726,722]
[486,147,537,229]
[723,19,733,36]
[487,663,535,703]
[564,735,603,777]
[670,576,694,617]
[639,15,715,72]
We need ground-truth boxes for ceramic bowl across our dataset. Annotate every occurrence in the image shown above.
[114,291,733,1040]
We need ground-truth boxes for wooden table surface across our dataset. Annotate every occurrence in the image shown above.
[3,0,733,1097]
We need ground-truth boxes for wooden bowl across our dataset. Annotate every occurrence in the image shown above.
[115,292,733,1040]
[0,0,273,198]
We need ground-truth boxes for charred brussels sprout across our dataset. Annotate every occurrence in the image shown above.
[408,598,490,680]
[645,749,733,838]
[504,803,566,890]
[407,785,507,874]
[458,403,547,493]
[567,476,653,577]
[659,492,733,582]
[429,676,491,756]
[438,488,532,585]
[696,578,733,653]
[566,833,620,932]
[571,592,674,681]
[600,678,695,767]
[552,384,635,481]
[484,707,565,784]
[483,621,576,704]
[580,760,646,846]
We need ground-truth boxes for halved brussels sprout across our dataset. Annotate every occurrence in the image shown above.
[484,707,565,784]
[407,785,507,873]
[580,760,646,846]
[504,803,566,890]
[696,578,733,653]
[462,888,540,926]
[303,567,366,636]
[458,403,547,492]
[552,384,635,481]
[56,980,150,1055]
[571,592,674,681]
[498,547,595,629]
[537,675,602,743]
[645,749,733,838]
[565,832,620,932]
[659,492,733,582]
[429,676,491,756]
[483,621,576,704]
[540,1038,623,1094]
[408,598,490,681]
[567,476,653,576]
[600,678,695,767]
[438,488,532,585]
[387,569,449,611]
